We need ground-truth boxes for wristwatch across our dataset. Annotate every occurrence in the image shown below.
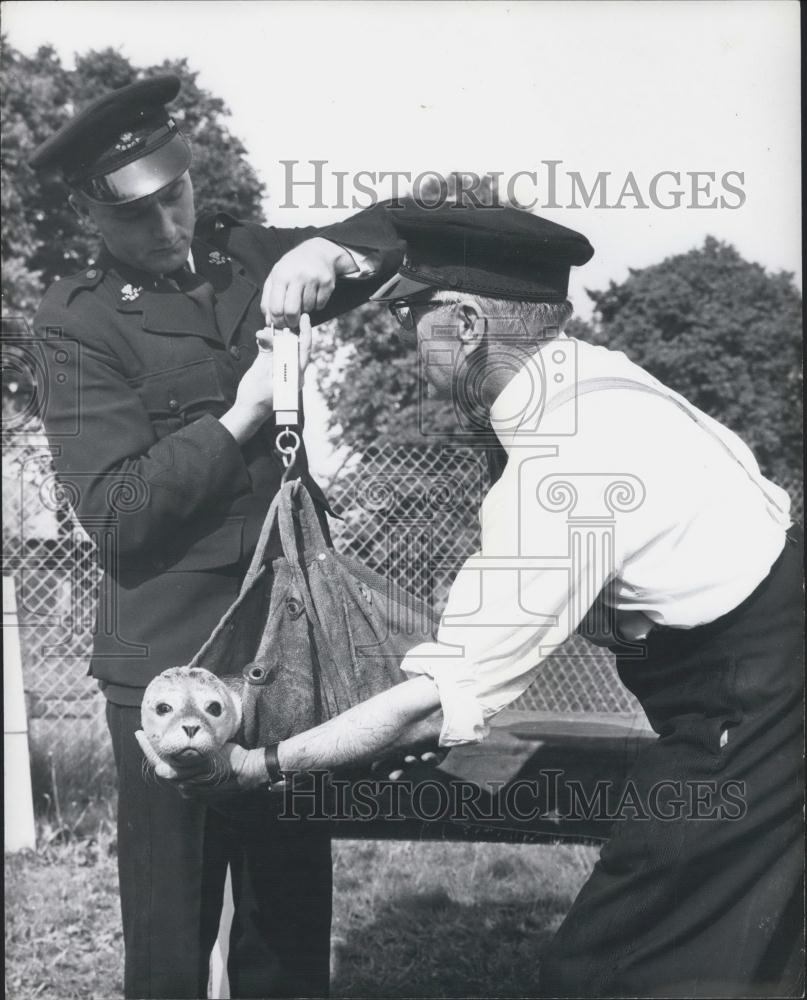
[264,742,285,785]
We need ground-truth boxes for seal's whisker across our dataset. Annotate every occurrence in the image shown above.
[211,757,227,787]
[141,758,158,785]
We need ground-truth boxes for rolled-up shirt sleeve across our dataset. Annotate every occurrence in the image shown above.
[400,636,489,745]
[400,455,617,747]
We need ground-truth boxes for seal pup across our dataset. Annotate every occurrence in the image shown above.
[141,666,242,768]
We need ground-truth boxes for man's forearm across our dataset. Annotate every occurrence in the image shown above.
[276,676,443,772]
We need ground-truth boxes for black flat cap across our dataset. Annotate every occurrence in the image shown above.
[372,201,594,303]
[29,75,191,206]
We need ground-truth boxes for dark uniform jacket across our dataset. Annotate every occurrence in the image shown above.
[34,206,402,704]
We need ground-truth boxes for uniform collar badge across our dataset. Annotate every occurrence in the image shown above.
[121,283,143,302]
[208,250,228,266]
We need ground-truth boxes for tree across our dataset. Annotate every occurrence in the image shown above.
[577,238,802,484]
[1,39,266,316]
[317,305,461,450]
[1,43,72,315]
[317,173,514,449]
[321,237,802,488]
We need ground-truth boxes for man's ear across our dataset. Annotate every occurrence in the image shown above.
[458,304,486,347]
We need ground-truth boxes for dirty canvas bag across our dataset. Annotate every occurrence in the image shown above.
[186,479,439,748]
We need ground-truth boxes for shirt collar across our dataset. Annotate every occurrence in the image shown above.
[488,333,569,451]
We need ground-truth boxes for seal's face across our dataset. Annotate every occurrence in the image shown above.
[141,667,241,765]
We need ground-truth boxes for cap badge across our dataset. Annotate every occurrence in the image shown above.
[114,131,142,153]
[121,283,143,302]
[208,250,228,266]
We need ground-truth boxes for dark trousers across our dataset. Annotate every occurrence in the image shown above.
[540,528,805,998]
[107,703,333,999]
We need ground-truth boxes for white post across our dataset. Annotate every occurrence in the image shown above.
[208,865,234,999]
[4,575,37,851]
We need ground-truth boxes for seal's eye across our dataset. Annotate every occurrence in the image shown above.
[205,701,223,717]
[155,702,173,716]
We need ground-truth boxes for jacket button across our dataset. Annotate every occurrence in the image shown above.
[168,398,180,411]
[86,269,97,279]
[229,345,241,360]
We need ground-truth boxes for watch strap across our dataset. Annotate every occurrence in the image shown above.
[264,742,285,784]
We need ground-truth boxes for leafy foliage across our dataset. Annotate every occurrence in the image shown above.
[1,39,265,315]
[322,238,802,483]
[577,237,802,482]
[317,172,511,450]
[317,304,463,449]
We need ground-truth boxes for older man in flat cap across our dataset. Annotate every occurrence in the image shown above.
[30,75,402,999]
[156,201,803,997]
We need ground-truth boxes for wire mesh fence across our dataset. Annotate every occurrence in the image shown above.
[4,417,804,797]
[325,445,645,716]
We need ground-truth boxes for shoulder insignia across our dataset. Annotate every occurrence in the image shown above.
[41,264,105,310]
[207,250,228,265]
[120,283,143,302]
[195,210,242,239]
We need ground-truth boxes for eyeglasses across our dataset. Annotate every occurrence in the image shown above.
[388,301,416,330]
[388,298,461,334]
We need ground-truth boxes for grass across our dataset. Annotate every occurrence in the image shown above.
[6,827,598,999]
[5,822,123,1000]
[9,719,600,997]
[27,719,117,839]
[329,838,598,998]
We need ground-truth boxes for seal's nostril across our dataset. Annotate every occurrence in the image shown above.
[182,724,200,738]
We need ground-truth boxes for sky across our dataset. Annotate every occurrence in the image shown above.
[3,0,802,475]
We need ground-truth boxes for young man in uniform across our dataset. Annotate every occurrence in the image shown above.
[156,203,803,997]
[30,75,402,999]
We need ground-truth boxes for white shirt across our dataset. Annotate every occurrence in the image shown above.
[401,336,791,747]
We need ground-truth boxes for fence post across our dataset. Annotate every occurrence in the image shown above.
[4,574,37,851]
[208,866,233,999]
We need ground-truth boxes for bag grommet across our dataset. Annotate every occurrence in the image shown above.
[243,662,268,684]
[286,596,303,619]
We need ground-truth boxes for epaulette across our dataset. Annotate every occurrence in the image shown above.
[41,263,105,310]
[195,210,243,240]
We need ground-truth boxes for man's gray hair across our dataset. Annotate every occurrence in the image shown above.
[428,289,573,336]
